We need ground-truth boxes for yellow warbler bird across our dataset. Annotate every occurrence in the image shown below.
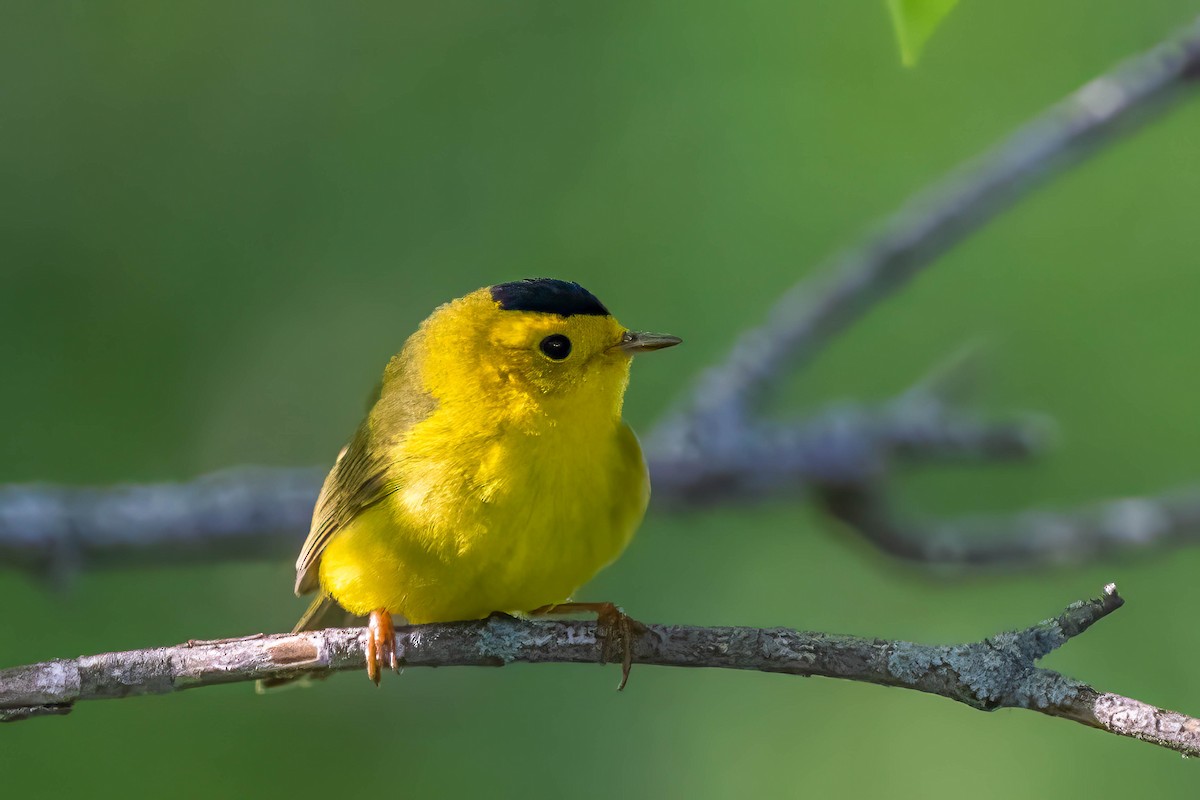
[276,278,679,687]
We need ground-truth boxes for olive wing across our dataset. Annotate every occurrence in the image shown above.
[293,423,395,595]
[293,350,435,596]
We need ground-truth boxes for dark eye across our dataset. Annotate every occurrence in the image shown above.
[539,334,572,360]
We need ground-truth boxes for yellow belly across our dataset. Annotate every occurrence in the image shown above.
[317,422,648,623]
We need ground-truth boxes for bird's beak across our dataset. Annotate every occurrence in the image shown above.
[609,330,682,354]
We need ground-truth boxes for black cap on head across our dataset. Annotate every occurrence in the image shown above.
[490,278,610,318]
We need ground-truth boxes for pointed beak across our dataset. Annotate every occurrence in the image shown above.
[609,330,682,354]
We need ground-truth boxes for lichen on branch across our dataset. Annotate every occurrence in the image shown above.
[1,585,1196,758]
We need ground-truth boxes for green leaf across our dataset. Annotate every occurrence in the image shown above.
[886,0,960,67]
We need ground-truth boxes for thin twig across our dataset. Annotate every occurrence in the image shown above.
[2,586,1195,757]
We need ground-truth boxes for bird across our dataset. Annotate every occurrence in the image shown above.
[268,278,680,689]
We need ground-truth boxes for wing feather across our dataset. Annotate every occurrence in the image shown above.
[293,345,435,596]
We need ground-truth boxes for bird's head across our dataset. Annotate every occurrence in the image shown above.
[411,278,680,421]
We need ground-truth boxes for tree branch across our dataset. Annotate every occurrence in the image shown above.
[0,467,324,585]
[816,482,1200,569]
[2,586,1195,756]
[652,14,1200,442]
[646,399,1048,505]
[5,18,1200,575]
[0,387,1048,577]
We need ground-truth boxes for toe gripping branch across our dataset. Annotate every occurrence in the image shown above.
[366,609,399,685]
[531,602,645,690]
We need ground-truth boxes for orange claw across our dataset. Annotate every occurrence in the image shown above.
[530,602,643,690]
[366,608,397,685]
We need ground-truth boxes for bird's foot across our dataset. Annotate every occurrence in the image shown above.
[365,608,398,686]
[530,602,644,691]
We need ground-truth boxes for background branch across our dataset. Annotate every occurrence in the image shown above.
[816,482,1200,569]
[2,586,1195,758]
[3,17,1200,578]
[651,14,1200,441]
[0,467,324,585]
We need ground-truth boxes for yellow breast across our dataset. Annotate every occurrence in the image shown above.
[317,410,649,622]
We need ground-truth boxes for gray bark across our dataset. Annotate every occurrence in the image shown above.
[2,585,1197,758]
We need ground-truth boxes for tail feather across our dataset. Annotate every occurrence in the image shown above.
[255,596,365,693]
[292,594,364,634]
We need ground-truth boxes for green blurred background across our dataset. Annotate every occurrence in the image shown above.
[3,2,1199,796]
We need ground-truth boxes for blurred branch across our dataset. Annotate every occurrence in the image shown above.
[0,387,1050,579]
[816,483,1200,569]
[651,14,1200,445]
[0,468,323,584]
[4,586,1197,758]
[641,12,1200,556]
[4,18,1200,576]
[646,395,1049,505]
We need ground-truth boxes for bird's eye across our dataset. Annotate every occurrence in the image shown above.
[539,334,572,360]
